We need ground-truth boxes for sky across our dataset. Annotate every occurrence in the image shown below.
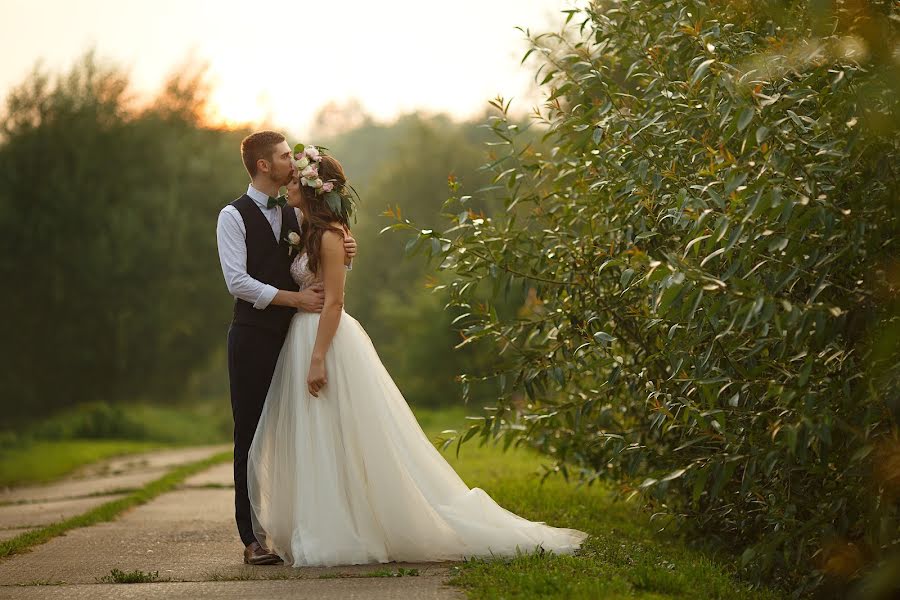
[0,0,576,136]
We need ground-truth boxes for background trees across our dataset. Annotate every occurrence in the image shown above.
[0,54,246,422]
[0,54,504,424]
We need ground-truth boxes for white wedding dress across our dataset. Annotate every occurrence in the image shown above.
[247,252,588,567]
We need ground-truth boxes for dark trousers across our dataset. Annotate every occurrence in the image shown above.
[227,322,286,547]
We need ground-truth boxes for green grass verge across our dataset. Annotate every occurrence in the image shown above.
[0,449,232,560]
[0,399,234,487]
[0,440,171,487]
[412,407,785,600]
[2,399,233,447]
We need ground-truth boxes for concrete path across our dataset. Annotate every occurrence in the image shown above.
[0,445,229,541]
[0,447,464,599]
[0,445,230,504]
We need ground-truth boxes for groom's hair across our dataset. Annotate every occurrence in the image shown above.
[241,131,286,177]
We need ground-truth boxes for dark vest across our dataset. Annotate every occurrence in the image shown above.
[230,194,301,334]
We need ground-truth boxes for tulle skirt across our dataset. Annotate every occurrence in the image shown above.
[247,310,589,567]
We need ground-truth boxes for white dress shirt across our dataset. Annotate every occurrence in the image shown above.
[217,183,351,310]
[216,184,296,309]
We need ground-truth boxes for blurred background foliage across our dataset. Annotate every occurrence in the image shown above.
[388,0,899,596]
[0,52,511,437]
[0,52,246,424]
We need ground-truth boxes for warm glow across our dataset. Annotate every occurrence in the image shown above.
[1,0,575,136]
[206,83,269,129]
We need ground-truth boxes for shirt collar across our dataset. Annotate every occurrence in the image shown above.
[247,183,274,209]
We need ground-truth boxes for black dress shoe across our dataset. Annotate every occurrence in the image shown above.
[243,541,282,565]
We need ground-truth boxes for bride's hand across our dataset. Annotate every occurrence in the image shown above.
[307,357,327,397]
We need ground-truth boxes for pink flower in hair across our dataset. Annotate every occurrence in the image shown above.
[322,182,334,192]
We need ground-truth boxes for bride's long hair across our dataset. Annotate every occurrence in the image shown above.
[300,154,351,276]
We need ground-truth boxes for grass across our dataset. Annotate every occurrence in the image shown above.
[411,406,785,600]
[0,449,232,560]
[0,399,233,487]
[362,567,420,577]
[0,440,169,487]
[97,568,165,584]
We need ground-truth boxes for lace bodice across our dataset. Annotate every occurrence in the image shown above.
[290,253,322,292]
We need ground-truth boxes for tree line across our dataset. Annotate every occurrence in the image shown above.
[0,52,507,426]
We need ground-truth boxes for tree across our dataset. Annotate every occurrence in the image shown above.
[389,1,899,593]
[0,52,246,422]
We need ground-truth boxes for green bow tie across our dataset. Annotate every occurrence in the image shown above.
[266,195,287,209]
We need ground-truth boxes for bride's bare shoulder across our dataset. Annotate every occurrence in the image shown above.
[321,225,347,253]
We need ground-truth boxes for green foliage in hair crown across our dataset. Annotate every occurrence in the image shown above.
[293,143,359,223]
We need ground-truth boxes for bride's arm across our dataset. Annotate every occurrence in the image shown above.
[307,229,347,397]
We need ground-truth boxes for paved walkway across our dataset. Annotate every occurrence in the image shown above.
[0,446,226,539]
[0,448,463,599]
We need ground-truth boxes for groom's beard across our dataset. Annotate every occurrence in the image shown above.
[270,171,293,188]
[281,169,296,186]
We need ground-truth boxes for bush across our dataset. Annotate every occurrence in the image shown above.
[389,0,899,594]
[7,400,233,446]
[35,402,148,440]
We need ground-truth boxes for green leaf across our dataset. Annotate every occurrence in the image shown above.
[661,468,687,482]
[691,59,715,87]
[593,331,616,344]
[851,444,874,463]
[700,247,726,267]
[684,234,712,258]
[692,467,709,505]
[639,477,658,489]
[551,366,565,385]
[737,107,754,132]
[323,191,342,215]
[741,547,756,567]
[404,236,421,256]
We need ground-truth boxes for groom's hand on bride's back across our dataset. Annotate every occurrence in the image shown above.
[343,230,357,265]
[270,285,325,312]
[294,284,325,312]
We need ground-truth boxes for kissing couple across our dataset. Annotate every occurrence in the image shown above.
[215,130,588,566]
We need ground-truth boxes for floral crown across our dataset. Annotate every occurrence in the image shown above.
[293,143,359,223]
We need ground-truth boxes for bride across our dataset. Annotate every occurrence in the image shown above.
[247,146,589,567]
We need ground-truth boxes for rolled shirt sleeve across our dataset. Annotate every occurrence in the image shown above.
[216,206,279,309]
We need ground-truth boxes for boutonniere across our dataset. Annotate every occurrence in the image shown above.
[285,230,302,258]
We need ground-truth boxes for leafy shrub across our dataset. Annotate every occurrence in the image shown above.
[30,402,148,440]
[390,0,899,594]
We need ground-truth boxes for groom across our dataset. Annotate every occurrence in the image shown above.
[216,130,357,565]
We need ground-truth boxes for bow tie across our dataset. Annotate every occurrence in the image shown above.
[266,195,287,209]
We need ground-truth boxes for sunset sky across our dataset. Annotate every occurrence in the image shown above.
[1,0,575,135]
